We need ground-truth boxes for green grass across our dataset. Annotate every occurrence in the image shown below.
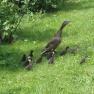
[0,0,94,94]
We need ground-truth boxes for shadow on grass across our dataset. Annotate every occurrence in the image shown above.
[1,86,37,94]
[59,0,94,11]
[0,44,45,71]
[37,0,94,14]
[0,87,23,94]
[0,47,23,71]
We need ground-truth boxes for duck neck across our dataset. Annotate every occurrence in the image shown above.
[55,23,67,38]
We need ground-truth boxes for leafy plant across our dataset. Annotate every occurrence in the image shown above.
[28,0,59,12]
[0,0,23,44]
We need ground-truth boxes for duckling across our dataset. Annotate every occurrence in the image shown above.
[25,56,32,70]
[60,46,69,56]
[47,51,55,64]
[29,50,33,57]
[80,55,88,64]
[67,46,78,54]
[21,50,34,69]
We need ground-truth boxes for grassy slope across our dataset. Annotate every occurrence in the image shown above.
[0,0,94,94]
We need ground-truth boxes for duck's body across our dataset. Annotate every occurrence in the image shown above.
[42,20,70,55]
[36,21,70,64]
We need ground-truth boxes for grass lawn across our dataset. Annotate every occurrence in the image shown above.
[0,0,94,94]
